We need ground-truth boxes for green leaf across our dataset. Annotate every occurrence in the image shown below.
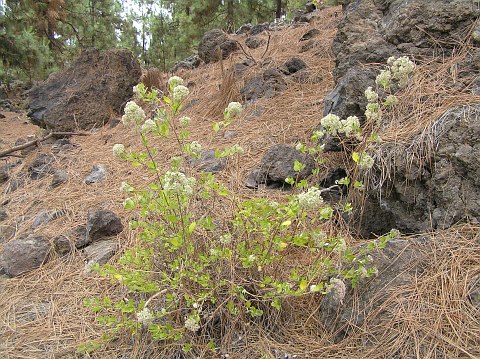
[352,152,360,163]
[187,222,197,235]
[293,160,306,172]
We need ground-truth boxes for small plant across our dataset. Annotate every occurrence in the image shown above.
[80,59,413,355]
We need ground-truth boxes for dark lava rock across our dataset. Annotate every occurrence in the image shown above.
[245,36,265,49]
[83,239,119,266]
[300,39,317,53]
[28,48,141,131]
[0,235,51,277]
[300,28,320,41]
[246,144,314,189]
[173,54,202,72]
[361,104,480,236]
[0,208,7,222]
[234,58,255,74]
[250,22,269,36]
[84,164,106,184]
[189,149,227,173]
[198,29,239,64]
[86,210,123,242]
[240,69,287,101]
[236,23,252,35]
[51,170,68,188]
[28,154,55,180]
[281,57,307,75]
[320,237,428,341]
[53,235,74,257]
[31,209,66,229]
[325,0,480,119]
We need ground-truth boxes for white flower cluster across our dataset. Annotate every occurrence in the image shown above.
[136,307,155,325]
[173,85,189,101]
[358,152,375,169]
[120,181,134,192]
[320,114,343,136]
[364,86,378,103]
[113,143,126,157]
[365,103,382,124]
[321,114,361,139]
[340,116,361,139]
[122,101,146,125]
[376,69,392,89]
[189,141,202,157]
[163,170,196,196]
[388,56,415,87]
[384,94,398,106]
[297,187,324,210]
[179,116,191,127]
[168,75,184,89]
[225,101,243,118]
[184,317,200,332]
[141,119,156,133]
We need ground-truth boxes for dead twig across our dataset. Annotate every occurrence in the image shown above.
[0,131,90,158]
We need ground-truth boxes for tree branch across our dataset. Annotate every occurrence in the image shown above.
[0,132,90,158]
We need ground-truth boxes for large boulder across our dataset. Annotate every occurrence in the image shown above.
[324,0,480,119]
[28,48,141,131]
[198,29,239,64]
[361,104,480,235]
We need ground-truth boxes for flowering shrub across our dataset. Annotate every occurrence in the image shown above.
[80,76,392,356]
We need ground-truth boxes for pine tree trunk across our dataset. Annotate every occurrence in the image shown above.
[275,0,282,19]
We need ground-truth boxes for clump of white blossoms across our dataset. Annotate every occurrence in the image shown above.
[184,316,200,332]
[113,143,126,157]
[365,102,382,124]
[168,75,184,89]
[375,69,392,90]
[320,114,343,136]
[173,85,189,101]
[297,187,324,210]
[340,116,361,139]
[136,307,155,326]
[384,94,398,106]
[163,170,196,196]
[364,86,378,103]
[179,116,191,127]
[120,181,134,192]
[388,56,415,87]
[189,140,202,157]
[357,152,375,169]
[225,101,243,118]
[122,101,146,125]
[141,119,156,133]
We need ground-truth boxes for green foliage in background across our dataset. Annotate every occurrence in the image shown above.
[1,0,311,83]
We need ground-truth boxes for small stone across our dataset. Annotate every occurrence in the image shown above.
[31,209,66,229]
[0,169,8,183]
[28,154,55,180]
[0,208,7,221]
[86,210,123,242]
[53,235,74,256]
[51,170,68,188]
[299,28,320,41]
[84,164,106,184]
[0,224,16,243]
[83,239,119,266]
[0,235,51,277]
[281,57,307,75]
[189,149,227,173]
[245,36,265,49]
[300,39,317,53]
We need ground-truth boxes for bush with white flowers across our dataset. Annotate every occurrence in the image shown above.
[80,74,391,356]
